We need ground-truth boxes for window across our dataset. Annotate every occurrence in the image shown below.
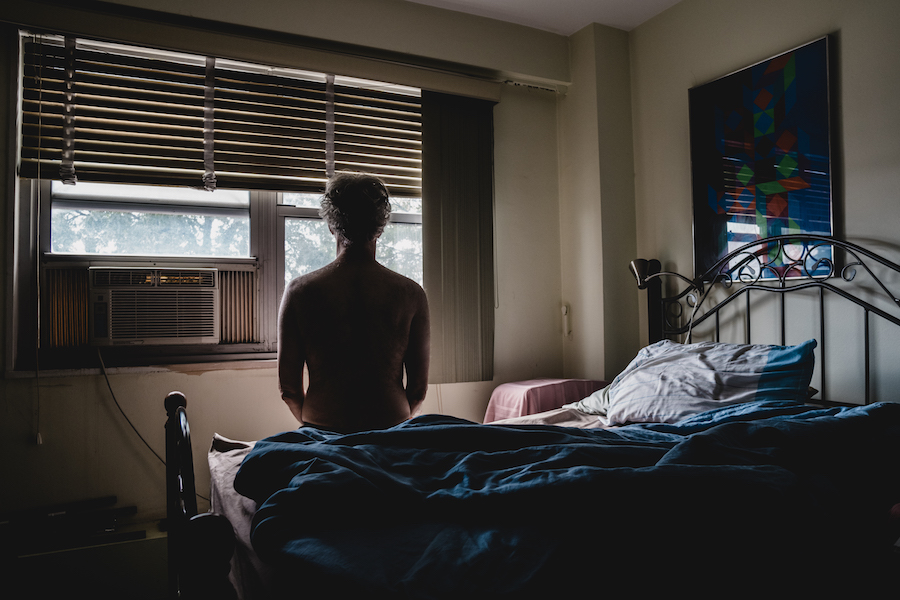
[32,180,423,364]
[15,31,422,370]
[12,28,494,383]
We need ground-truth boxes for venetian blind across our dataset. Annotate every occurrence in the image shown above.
[19,33,421,196]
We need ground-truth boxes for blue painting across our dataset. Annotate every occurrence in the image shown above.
[689,37,834,279]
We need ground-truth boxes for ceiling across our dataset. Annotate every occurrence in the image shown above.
[403,0,683,35]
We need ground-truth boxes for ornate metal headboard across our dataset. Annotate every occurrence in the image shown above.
[631,234,900,406]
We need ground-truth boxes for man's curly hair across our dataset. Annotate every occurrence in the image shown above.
[319,172,392,245]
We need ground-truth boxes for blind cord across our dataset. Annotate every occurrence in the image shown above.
[34,36,44,447]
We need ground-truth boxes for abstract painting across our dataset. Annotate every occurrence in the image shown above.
[689,37,833,279]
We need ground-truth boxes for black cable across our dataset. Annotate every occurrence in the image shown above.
[97,348,166,465]
[96,349,210,503]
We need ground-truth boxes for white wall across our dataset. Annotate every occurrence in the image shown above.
[0,0,567,521]
[558,23,640,381]
[492,85,565,383]
[83,0,571,87]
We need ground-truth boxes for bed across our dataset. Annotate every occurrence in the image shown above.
[165,234,900,599]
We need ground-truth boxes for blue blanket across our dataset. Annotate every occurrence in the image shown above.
[234,401,900,598]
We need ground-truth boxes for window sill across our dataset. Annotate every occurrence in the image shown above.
[42,253,259,267]
[7,355,277,379]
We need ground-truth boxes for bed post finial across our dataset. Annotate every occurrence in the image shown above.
[165,391,187,415]
[631,259,663,343]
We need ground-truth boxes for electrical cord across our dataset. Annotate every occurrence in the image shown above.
[97,348,166,466]
[96,349,210,502]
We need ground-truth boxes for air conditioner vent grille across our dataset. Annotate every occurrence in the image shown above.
[92,269,154,287]
[88,267,220,345]
[110,289,217,340]
[91,268,216,288]
[158,271,216,287]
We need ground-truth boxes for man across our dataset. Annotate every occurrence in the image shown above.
[277,172,430,432]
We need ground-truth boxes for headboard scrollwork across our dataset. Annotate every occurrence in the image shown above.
[631,234,900,405]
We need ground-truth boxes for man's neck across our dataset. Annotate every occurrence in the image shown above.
[335,238,377,263]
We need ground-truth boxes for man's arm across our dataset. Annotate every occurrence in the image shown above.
[403,289,430,416]
[277,285,306,424]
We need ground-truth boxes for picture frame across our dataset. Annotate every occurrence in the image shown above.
[689,37,834,280]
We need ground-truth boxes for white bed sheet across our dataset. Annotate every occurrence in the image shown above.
[208,434,272,600]
[487,406,608,428]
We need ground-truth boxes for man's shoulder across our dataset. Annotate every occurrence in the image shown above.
[379,264,422,286]
[283,265,334,297]
[285,262,425,300]
[378,265,426,297]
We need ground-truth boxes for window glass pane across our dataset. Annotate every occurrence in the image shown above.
[51,208,250,257]
[378,222,423,286]
[284,217,335,284]
[50,181,251,258]
[390,197,422,215]
[284,218,422,287]
[282,192,322,209]
[283,192,422,218]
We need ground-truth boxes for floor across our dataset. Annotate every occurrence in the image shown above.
[5,530,167,600]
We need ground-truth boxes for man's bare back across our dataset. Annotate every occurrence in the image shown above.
[277,173,429,433]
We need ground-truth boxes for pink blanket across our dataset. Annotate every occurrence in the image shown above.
[483,378,608,423]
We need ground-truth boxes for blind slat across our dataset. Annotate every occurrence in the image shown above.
[333,131,420,151]
[23,142,205,162]
[24,103,205,130]
[29,71,208,100]
[215,96,325,119]
[28,152,205,171]
[214,68,326,94]
[215,154,326,172]
[24,75,205,104]
[334,98,422,121]
[25,128,207,150]
[214,109,327,131]
[22,115,206,139]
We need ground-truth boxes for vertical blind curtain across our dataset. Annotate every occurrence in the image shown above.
[19,32,421,196]
[422,91,495,384]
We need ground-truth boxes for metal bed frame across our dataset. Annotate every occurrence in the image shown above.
[631,234,900,405]
[165,392,236,600]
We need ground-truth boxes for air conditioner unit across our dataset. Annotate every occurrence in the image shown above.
[89,267,220,345]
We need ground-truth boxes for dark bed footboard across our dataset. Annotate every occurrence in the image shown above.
[165,391,237,600]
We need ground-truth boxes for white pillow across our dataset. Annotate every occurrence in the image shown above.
[567,339,816,426]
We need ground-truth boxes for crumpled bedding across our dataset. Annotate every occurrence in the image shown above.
[233,400,900,598]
